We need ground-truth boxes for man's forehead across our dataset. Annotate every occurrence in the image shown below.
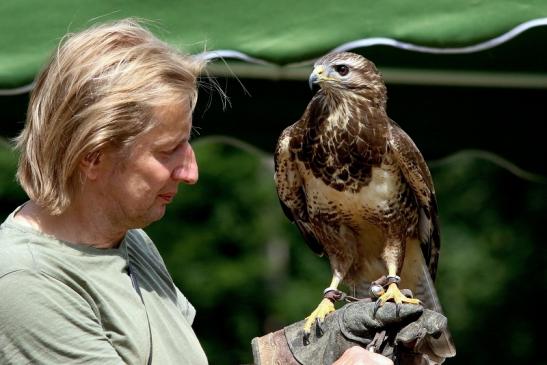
[142,102,191,140]
[154,100,192,120]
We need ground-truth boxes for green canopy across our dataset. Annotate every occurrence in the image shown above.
[2,0,547,91]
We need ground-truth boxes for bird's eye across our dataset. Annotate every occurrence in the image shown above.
[334,65,349,76]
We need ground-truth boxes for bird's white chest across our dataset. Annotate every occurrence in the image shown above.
[360,165,402,210]
[301,161,402,218]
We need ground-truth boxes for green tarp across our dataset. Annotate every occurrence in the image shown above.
[2,0,547,89]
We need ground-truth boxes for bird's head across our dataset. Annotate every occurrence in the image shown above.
[309,52,386,105]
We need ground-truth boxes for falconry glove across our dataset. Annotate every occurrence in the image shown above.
[251,301,449,365]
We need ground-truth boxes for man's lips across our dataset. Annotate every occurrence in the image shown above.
[158,193,176,203]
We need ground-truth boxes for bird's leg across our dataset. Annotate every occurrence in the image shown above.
[303,275,341,339]
[374,238,421,314]
[374,265,420,315]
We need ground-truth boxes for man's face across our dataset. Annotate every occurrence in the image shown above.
[99,101,198,229]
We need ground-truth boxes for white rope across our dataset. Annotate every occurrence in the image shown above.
[331,17,547,55]
[195,49,274,66]
[0,81,35,96]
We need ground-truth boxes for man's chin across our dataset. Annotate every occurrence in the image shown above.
[149,206,167,223]
[133,206,167,229]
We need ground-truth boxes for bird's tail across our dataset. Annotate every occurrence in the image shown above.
[412,258,457,363]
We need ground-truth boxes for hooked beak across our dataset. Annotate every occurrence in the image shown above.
[309,65,326,90]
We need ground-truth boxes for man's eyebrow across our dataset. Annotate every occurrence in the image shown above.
[153,138,179,149]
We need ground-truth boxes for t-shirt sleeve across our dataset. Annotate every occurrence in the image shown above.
[0,270,124,365]
[174,286,197,325]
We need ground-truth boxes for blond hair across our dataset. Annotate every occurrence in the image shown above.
[15,19,205,215]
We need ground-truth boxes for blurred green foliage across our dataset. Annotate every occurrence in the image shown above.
[0,139,26,218]
[0,138,545,365]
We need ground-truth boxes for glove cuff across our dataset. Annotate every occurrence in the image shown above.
[251,329,300,365]
[283,312,359,365]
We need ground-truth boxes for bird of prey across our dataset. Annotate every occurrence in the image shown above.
[274,52,455,363]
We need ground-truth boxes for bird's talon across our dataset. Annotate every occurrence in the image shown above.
[303,332,310,346]
[373,299,382,316]
[302,298,335,338]
[315,318,324,336]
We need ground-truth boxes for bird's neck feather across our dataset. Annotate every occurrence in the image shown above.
[310,90,388,130]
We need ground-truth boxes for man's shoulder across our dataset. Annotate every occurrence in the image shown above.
[0,222,38,278]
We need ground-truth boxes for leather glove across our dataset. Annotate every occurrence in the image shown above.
[339,300,449,364]
[277,300,447,365]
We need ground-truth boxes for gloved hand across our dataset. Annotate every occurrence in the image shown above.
[282,300,447,365]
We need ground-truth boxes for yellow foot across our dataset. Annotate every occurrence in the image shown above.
[303,298,335,335]
[375,283,420,315]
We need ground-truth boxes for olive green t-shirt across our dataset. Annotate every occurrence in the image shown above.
[0,207,208,365]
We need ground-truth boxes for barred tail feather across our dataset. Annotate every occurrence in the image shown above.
[414,259,457,361]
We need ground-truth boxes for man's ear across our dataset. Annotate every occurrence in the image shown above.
[80,151,103,180]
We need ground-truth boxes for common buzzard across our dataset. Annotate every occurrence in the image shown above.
[274,52,455,363]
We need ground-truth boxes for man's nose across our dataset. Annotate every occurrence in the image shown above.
[172,144,198,184]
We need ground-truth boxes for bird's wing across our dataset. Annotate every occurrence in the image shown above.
[388,121,456,361]
[274,123,324,256]
[387,120,440,281]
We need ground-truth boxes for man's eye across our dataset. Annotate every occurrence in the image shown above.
[165,141,190,154]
